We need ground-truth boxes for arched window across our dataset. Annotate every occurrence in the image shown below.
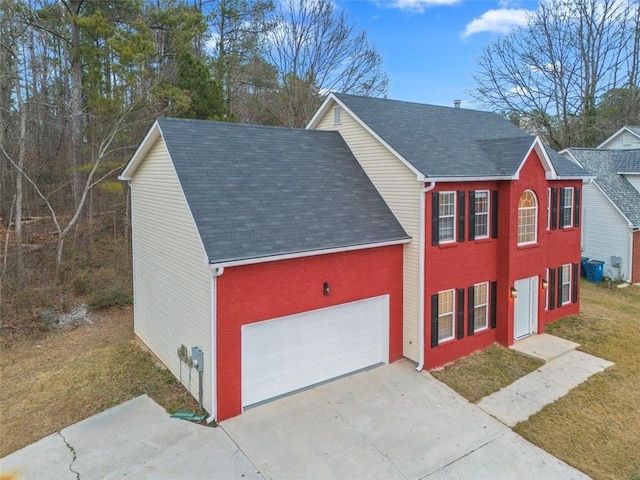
[518,190,537,245]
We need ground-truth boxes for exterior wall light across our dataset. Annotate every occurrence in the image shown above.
[323,282,330,296]
[541,279,549,290]
[510,286,518,298]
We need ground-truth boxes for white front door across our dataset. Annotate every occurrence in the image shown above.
[241,295,389,408]
[514,277,538,340]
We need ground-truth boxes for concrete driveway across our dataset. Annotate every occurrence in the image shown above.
[1,360,588,479]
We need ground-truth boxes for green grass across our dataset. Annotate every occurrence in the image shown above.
[515,281,640,480]
[431,344,543,403]
[430,280,640,480]
[0,307,201,458]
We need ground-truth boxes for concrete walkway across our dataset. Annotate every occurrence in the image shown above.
[478,333,614,427]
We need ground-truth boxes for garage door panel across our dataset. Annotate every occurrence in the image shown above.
[242,296,389,407]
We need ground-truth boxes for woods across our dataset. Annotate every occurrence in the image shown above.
[0,0,386,329]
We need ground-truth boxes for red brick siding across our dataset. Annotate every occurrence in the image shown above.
[215,245,404,420]
[423,149,582,369]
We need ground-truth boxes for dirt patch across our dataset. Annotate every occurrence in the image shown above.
[0,305,200,457]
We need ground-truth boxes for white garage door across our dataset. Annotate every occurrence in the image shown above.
[242,295,389,407]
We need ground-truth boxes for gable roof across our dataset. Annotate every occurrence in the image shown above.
[566,148,640,227]
[309,93,588,180]
[597,125,640,149]
[122,118,409,266]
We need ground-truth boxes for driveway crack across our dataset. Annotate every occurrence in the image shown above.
[316,391,409,480]
[58,431,81,480]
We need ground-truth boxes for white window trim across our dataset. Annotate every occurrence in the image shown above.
[544,268,550,310]
[474,190,490,239]
[439,191,456,244]
[562,188,574,228]
[561,264,571,305]
[438,289,455,342]
[473,282,489,332]
[546,187,551,230]
[518,190,538,246]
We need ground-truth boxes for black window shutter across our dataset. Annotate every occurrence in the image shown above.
[430,294,439,347]
[557,267,564,305]
[457,288,465,339]
[549,268,556,310]
[467,286,475,336]
[574,187,581,227]
[458,191,465,243]
[468,191,476,241]
[491,190,498,238]
[551,188,558,230]
[431,192,440,246]
[559,188,566,228]
[572,263,579,303]
[490,281,497,329]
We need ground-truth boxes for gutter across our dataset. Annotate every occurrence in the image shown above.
[417,181,436,371]
[206,266,224,424]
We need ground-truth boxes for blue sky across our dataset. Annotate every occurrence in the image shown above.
[334,0,540,107]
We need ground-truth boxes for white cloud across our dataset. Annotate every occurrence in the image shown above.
[379,0,461,14]
[462,8,532,37]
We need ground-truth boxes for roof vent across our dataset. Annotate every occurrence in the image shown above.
[454,100,461,109]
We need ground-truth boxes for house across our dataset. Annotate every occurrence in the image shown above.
[308,93,590,368]
[562,136,640,283]
[120,119,409,421]
[121,94,590,421]
[598,126,640,150]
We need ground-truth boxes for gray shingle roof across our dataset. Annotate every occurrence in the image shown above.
[568,148,640,227]
[156,118,409,265]
[333,93,587,178]
[626,126,640,137]
[611,149,640,173]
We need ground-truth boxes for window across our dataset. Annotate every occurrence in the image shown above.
[439,192,456,243]
[473,282,488,331]
[517,190,538,245]
[623,133,632,146]
[560,264,571,305]
[333,106,342,125]
[544,268,550,310]
[438,289,455,342]
[474,191,489,238]
[561,188,574,228]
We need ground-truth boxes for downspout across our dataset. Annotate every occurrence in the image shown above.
[417,181,436,371]
[206,266,224,424]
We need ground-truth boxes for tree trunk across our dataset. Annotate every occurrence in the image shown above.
[69,0,84,209]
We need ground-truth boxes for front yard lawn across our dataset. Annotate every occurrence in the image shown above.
[433,280,640,480]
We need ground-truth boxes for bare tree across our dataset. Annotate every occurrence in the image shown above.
[471,0,639,149]
[262,0,388,127]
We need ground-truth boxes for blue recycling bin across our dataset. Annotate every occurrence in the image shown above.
[585,260,604,283]
[580,257,589,278]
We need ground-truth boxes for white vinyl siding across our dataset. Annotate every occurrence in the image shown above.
[130,138,213,413]
[601,132,640,149]
[581,182,633,282]
[315,108,422,361]
[625,174,640,193]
